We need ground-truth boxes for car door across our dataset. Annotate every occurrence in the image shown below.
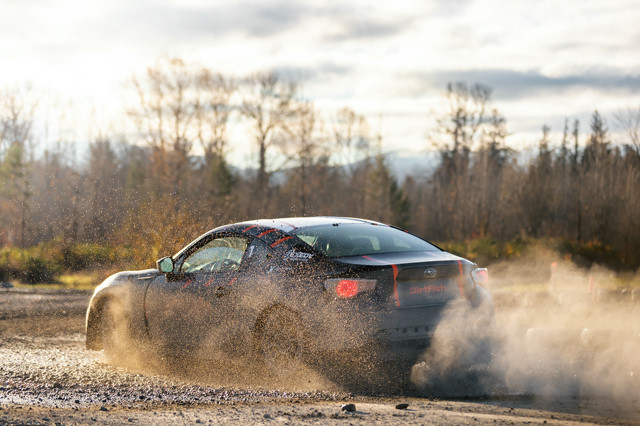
[144,233,250,355]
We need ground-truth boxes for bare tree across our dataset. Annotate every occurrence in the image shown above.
[332,107,371,170]
[195,69,235,162]
[427,82,493,239]
[239,71,297,215]
[518,125,554,237]
[615,106,640,159]
[194,69,236,213]
[471,108,511,237]
[83,137,123,241]
[362,135,410,226]
[328,107,374,216]
[581,110,613,244]
[282,100,329,215]
[0,88,35,248]
[435,82,492,152]
[129,57,199,196]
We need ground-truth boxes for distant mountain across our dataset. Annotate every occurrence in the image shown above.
[385,151,440,182]
[228,150,441,184]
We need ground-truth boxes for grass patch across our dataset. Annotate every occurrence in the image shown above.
[57,271,101,290]
[437,237,532,266]
[11,271,101,290]
[0,242,130,287]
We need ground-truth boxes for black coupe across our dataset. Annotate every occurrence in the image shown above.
[86,217,493,377]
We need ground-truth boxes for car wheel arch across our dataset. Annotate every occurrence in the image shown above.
[86,297,108,350]
[86,296,128,351]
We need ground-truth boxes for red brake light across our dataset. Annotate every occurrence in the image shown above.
[471,268,489,287]
[336,280,359,298]
[324,278,377,299]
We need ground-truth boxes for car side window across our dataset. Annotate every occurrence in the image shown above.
[181,236,248,274]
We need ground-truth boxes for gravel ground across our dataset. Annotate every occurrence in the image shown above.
[1,288,640,424]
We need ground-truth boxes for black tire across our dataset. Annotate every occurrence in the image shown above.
[257,307,306,377]
[99,299,128,362]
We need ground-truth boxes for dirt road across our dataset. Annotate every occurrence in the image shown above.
[1,288,639,424]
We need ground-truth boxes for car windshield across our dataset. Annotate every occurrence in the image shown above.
[292,223,439,258]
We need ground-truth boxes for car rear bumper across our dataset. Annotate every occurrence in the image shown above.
[310,287,494,360]
[308,302,446,356]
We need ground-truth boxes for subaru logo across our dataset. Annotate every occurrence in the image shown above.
[424,268,437,277]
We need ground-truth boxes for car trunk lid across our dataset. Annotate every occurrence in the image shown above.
[394,261,465,307]
[335,251,473,308]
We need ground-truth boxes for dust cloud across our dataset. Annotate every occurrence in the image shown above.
[411,255,640,404]
[99,256,640,402]
[98,278,357,393]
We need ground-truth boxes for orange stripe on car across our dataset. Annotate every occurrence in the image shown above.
[257,229,276,238]
[270,236,292,247]
[243,225,258,233]
[456,260,465,296]
[363,255,401,307]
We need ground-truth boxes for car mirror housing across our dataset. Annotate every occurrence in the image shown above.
[157,257,174,274]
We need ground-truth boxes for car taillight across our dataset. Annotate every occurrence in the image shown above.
[324,278,377,299]
[471,268,489,287]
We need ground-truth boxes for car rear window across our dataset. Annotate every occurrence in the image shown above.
[293,223,439,258]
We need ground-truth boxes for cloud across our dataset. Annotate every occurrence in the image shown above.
[401,69,640,100]
[272,63,352,82]
[326,17,411,42]
[113,1,314,42]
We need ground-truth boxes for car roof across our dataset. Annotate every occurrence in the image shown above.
[235,216,387,234]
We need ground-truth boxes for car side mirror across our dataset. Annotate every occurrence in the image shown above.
[157,257,174,273]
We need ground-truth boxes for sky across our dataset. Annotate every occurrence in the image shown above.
[1,0,640,166]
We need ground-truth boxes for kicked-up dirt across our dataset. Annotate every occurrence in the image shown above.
[1,287,640,424]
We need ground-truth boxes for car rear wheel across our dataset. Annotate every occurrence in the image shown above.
[257,307,306,377]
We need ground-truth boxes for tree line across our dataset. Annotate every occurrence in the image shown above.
[1,58,639,270]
